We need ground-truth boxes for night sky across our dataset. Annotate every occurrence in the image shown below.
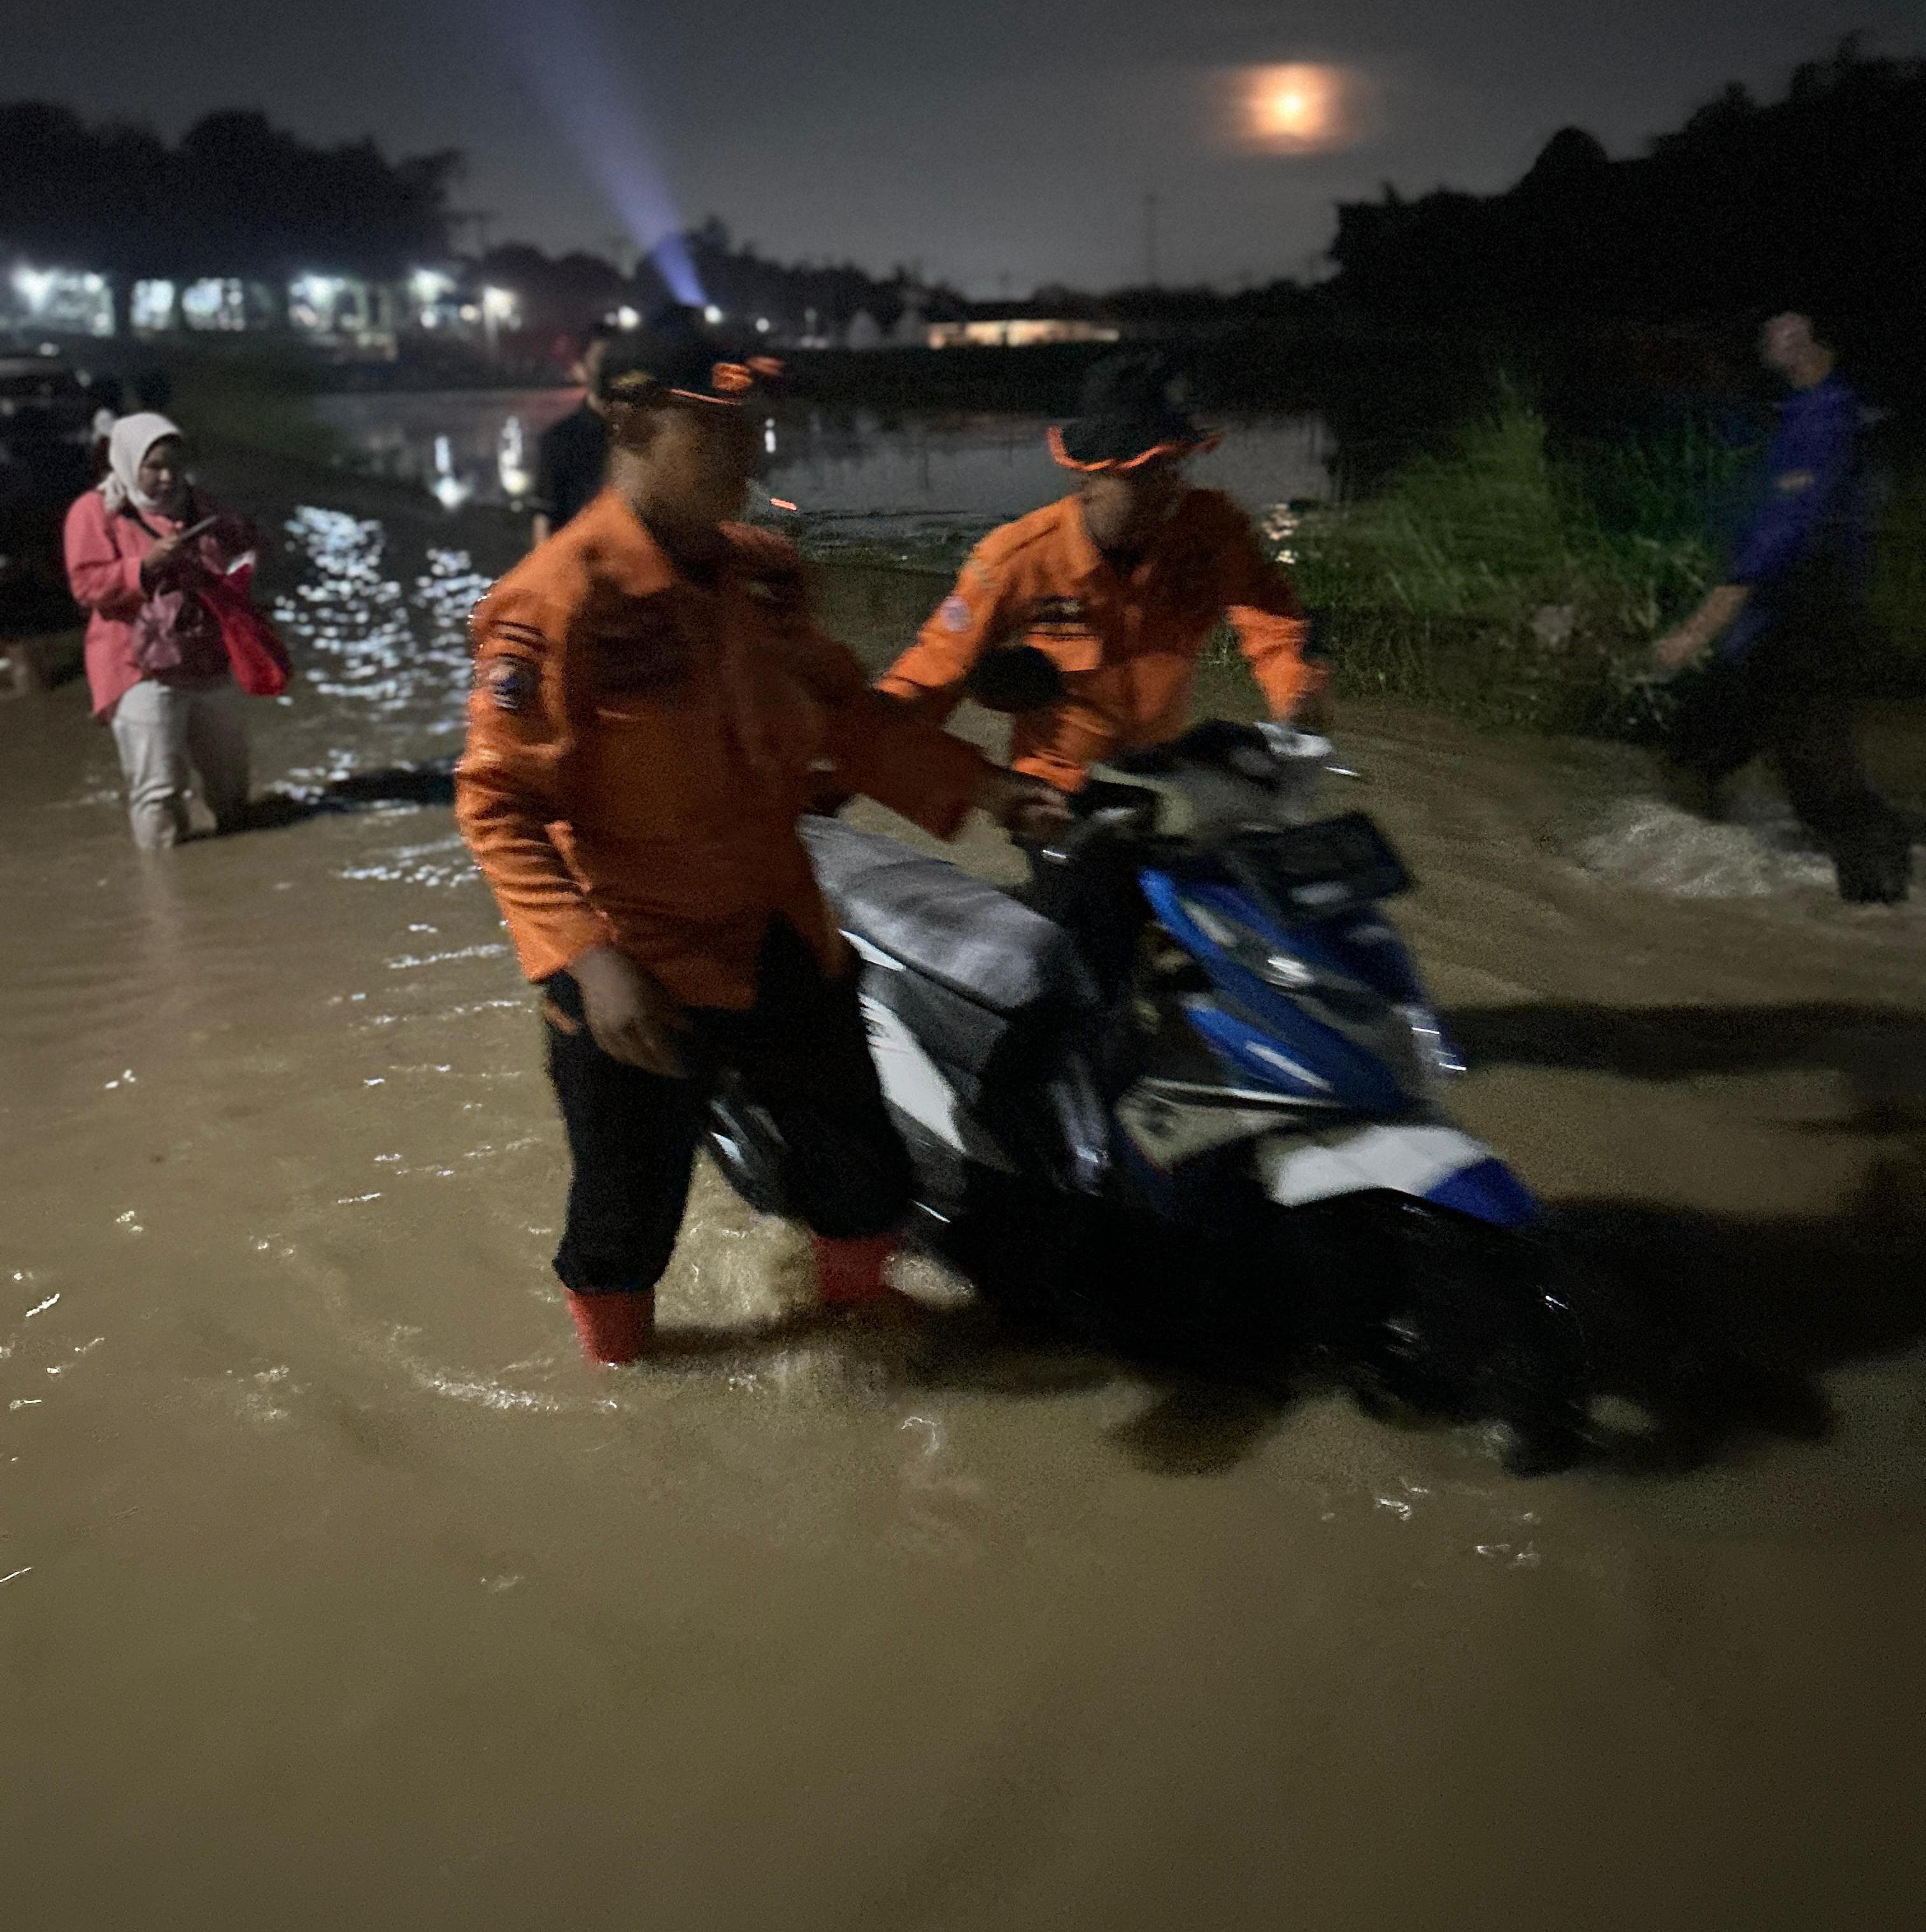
[9,0,1918,293]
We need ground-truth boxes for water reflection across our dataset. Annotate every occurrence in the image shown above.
[313,388,579,508]
[312,392,1336,553]
[268,508,491,785]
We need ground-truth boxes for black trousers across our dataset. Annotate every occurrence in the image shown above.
[1667,582,1912,899]
[543,921,911,1295]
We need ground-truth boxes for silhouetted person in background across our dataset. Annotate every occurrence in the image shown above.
[1653,311,1912,904]
[85,374,124,479]
[529,324,614,548]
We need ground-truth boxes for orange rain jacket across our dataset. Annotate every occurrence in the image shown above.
[455,488,990,1008]
[877,490,1323,792]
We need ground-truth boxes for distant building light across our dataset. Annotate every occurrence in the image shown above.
[410,268,454,305]
[132,280,176,332]
[925,318,1122,350]
[755,316,771,334]
[481,286,518,321]
[460,304,480,323]
[290,274,347,335]
[11,264,116,337]
[703,304,724,325]
[614,305,641,330]
[182,279,248,332]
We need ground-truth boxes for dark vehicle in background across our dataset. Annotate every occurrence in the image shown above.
[0,352,95,642]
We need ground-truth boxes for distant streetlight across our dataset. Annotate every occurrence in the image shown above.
[480,285,518,358]
[703,304,724,325]
[409,268,455,326]
[755,316,771,334]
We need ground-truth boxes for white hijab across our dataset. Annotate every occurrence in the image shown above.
[99,411,185,516]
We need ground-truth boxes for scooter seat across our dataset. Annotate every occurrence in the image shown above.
[801,818,1097,1016]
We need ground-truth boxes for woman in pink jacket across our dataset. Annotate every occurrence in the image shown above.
[64,413,257,849]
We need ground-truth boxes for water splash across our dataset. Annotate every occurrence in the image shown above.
[1574,794,1842,899]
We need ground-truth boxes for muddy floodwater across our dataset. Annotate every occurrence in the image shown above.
[4,500,1926,1931]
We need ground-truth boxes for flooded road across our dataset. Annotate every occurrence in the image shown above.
[4,503,1926,1931]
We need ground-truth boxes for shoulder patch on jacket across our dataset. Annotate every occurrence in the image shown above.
[939,594,973,633]
[482,656,539,713]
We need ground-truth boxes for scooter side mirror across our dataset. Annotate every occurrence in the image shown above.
[964,645,1065,714]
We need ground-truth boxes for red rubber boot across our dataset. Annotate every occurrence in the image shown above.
[564,1288,656,1365]
[811,1233,906,1311]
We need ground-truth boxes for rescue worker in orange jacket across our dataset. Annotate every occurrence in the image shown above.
[455,314,1067,1365]
[876,354,1329,795]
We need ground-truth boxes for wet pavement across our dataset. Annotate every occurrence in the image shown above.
[3,504,1925,1929]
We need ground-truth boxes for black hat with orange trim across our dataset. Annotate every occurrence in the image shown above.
[595,304,783,408]
[1049,352,1220,472]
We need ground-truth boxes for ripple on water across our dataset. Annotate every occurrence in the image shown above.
[338,835,478,890]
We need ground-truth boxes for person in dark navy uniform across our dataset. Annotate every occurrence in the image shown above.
[1655,311,1911,904]
[529,325,615,549]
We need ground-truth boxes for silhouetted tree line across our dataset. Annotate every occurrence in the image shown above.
[469,218,972,347]
[0,103,459,288]
[1328,40,1926,327]
[685,218,968,334]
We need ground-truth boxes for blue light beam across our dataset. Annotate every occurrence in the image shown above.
[484,0,703,305]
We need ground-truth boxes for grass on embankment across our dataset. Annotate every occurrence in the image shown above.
[1257,399,1926,737]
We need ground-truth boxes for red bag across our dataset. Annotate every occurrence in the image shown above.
[197,564,291,699]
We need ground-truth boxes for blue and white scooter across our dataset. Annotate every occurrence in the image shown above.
[711,652,1588,1461]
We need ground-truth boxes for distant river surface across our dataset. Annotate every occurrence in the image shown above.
[310,387,1336,553]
